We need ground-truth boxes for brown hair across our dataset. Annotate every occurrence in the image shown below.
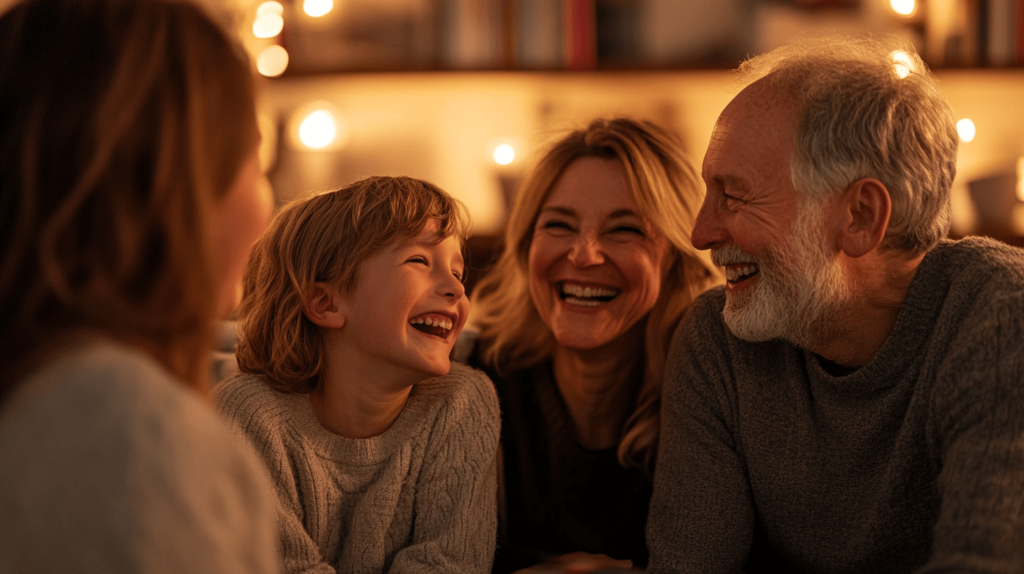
[0,0,258,397]
[235,176,470,394]
[471,118,721,475]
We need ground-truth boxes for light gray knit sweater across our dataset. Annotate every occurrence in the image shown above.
[214,362,500,574]
[649,237,1024,574]
[0,339,280,574]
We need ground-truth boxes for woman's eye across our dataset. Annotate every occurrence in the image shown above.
[540,220,573,231]
[612,225,644,235]
[453,269,464,283]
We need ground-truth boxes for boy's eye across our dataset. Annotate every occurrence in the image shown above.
[407,256,428,265]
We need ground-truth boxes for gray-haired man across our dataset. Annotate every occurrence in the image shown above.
[649,37,1024,573]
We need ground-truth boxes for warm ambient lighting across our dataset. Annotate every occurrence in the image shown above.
[957,118,976,143]
[492,144,516,166]
[303,0,333,17]
[890,0,915,16]
[891,50,914,78]
[256,45,289,77]
[253,5,284,38]
[299,110,338,149]
[1016,157,1024,202]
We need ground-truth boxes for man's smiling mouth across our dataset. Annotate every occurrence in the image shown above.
[725,264,759,284]
[558,282,621,307]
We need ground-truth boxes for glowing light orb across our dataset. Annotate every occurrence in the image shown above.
[890,0,915,16]
[257,45,289,77]
[253,11,284,38]
[956,118,976,143]
[492,144,516,166]
[299,110,337,149]
[891,50,914,79]
[303,0,333,17]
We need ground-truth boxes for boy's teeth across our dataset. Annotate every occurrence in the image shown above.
[409,316,452,330]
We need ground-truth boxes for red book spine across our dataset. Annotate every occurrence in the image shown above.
[563,0,596,70]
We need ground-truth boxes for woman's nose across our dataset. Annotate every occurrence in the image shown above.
[567,235,604,268]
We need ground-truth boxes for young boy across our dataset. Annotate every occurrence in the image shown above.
[214,176,499,574]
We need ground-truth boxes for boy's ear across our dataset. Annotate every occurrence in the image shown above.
[303,282,346,329]
[837,177,891,259]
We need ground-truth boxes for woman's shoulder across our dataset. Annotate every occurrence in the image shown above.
[5,338,220,436]
[0,338,279,573]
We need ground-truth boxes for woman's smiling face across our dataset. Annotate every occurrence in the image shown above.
[527,156,671,352]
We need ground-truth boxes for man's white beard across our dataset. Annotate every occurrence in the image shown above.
[713,200,852,348]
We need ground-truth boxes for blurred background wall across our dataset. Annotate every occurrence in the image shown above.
[231,0,1024,241]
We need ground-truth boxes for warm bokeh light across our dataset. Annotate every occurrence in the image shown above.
[303,0,333,17]
[1016,157,1024,202]
[890,0,915,16]
[492,143,516,165]
[956,118,976,143]
[257,1,283,16]
[256,45,289,77]
[299,110,337,149]
[253,11,284,38]
[891,50,914,79]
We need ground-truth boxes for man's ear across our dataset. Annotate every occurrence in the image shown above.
[838,177,891,259]
[303,282,346,329]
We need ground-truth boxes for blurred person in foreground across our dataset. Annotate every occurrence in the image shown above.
[0,0,279,572]
[648,36,1024,573]
[468,118,720,573]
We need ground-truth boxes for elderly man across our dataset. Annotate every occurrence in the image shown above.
[648,37,1024,573]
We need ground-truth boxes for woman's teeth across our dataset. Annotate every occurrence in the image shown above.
[560,283,620,307]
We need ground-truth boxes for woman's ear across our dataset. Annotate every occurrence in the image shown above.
[838,177,892,259]
[303,282,346,329]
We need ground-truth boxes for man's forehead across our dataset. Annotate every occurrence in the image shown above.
[704,84,797,172]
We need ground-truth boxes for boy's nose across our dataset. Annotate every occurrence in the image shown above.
[441,273,466,300]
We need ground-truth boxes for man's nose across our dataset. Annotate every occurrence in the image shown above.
[691,198,728,251]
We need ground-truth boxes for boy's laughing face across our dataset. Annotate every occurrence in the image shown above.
[333,219,469,384]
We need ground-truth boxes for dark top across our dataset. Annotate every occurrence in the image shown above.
[648,237,1024,574]
[468,353,652,573]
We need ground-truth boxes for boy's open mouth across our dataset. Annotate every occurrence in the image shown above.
[409,313,454,338]
[558,282,620,307]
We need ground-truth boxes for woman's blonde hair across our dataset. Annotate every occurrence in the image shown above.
[0,0,258,398]
[235,176,470,394]
[472,118,720,475]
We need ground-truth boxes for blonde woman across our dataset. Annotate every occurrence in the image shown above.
[469,118,721,573]
[0,1,277,571]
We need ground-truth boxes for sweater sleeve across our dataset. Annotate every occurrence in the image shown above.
[212,377,336,574]
[647,290,754,574]
[919,289,1024,573]
[386,364,501,574]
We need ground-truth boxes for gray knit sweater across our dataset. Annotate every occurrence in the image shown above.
[648,237,1024,574]
[0,339,280,574]
[213,362,500,574]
